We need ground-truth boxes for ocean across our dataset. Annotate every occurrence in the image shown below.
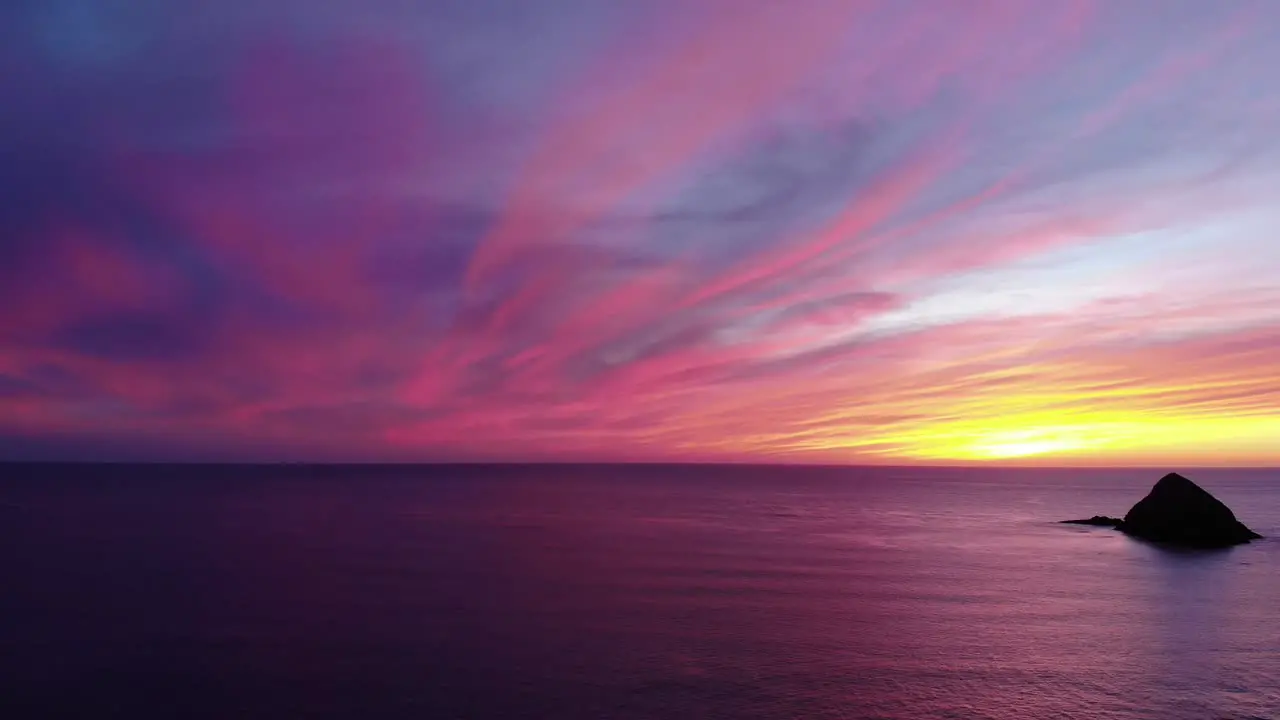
[2,463,1278,720]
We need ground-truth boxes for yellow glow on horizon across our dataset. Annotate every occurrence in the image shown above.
[801,405,1280,465]
[969,431,1092,459]
[874,420,1117,462]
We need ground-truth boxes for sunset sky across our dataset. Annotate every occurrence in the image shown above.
[2,0,1278,464]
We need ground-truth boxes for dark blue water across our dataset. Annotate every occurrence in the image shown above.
[3,464,1278,719]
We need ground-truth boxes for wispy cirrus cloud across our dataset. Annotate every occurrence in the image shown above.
[1,0,1278,463]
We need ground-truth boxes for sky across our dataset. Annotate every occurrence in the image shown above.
[1,0,1279,465]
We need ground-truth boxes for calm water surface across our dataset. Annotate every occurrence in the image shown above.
[3,464,1278,719]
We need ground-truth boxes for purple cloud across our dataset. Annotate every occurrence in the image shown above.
[2,0,1279,464]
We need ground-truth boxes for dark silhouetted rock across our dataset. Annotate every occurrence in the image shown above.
[1117,472,1261,547]
[1059,472,1262,548]
[1060,515,1123,527]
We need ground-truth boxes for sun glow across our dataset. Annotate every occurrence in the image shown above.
[837,409,1280,465]
[972,434,1089,459]
[843,415,1123,463]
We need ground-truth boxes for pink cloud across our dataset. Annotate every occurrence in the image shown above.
[3,0,1279,464]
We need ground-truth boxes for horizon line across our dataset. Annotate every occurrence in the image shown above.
[1,459,1276,471]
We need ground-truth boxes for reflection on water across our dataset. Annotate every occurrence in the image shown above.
[2,464,1278,719]
[1126,541,1272,719]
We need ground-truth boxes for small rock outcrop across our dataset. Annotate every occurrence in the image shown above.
[1060,515,1122,527]
[1061,472,1262,548]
